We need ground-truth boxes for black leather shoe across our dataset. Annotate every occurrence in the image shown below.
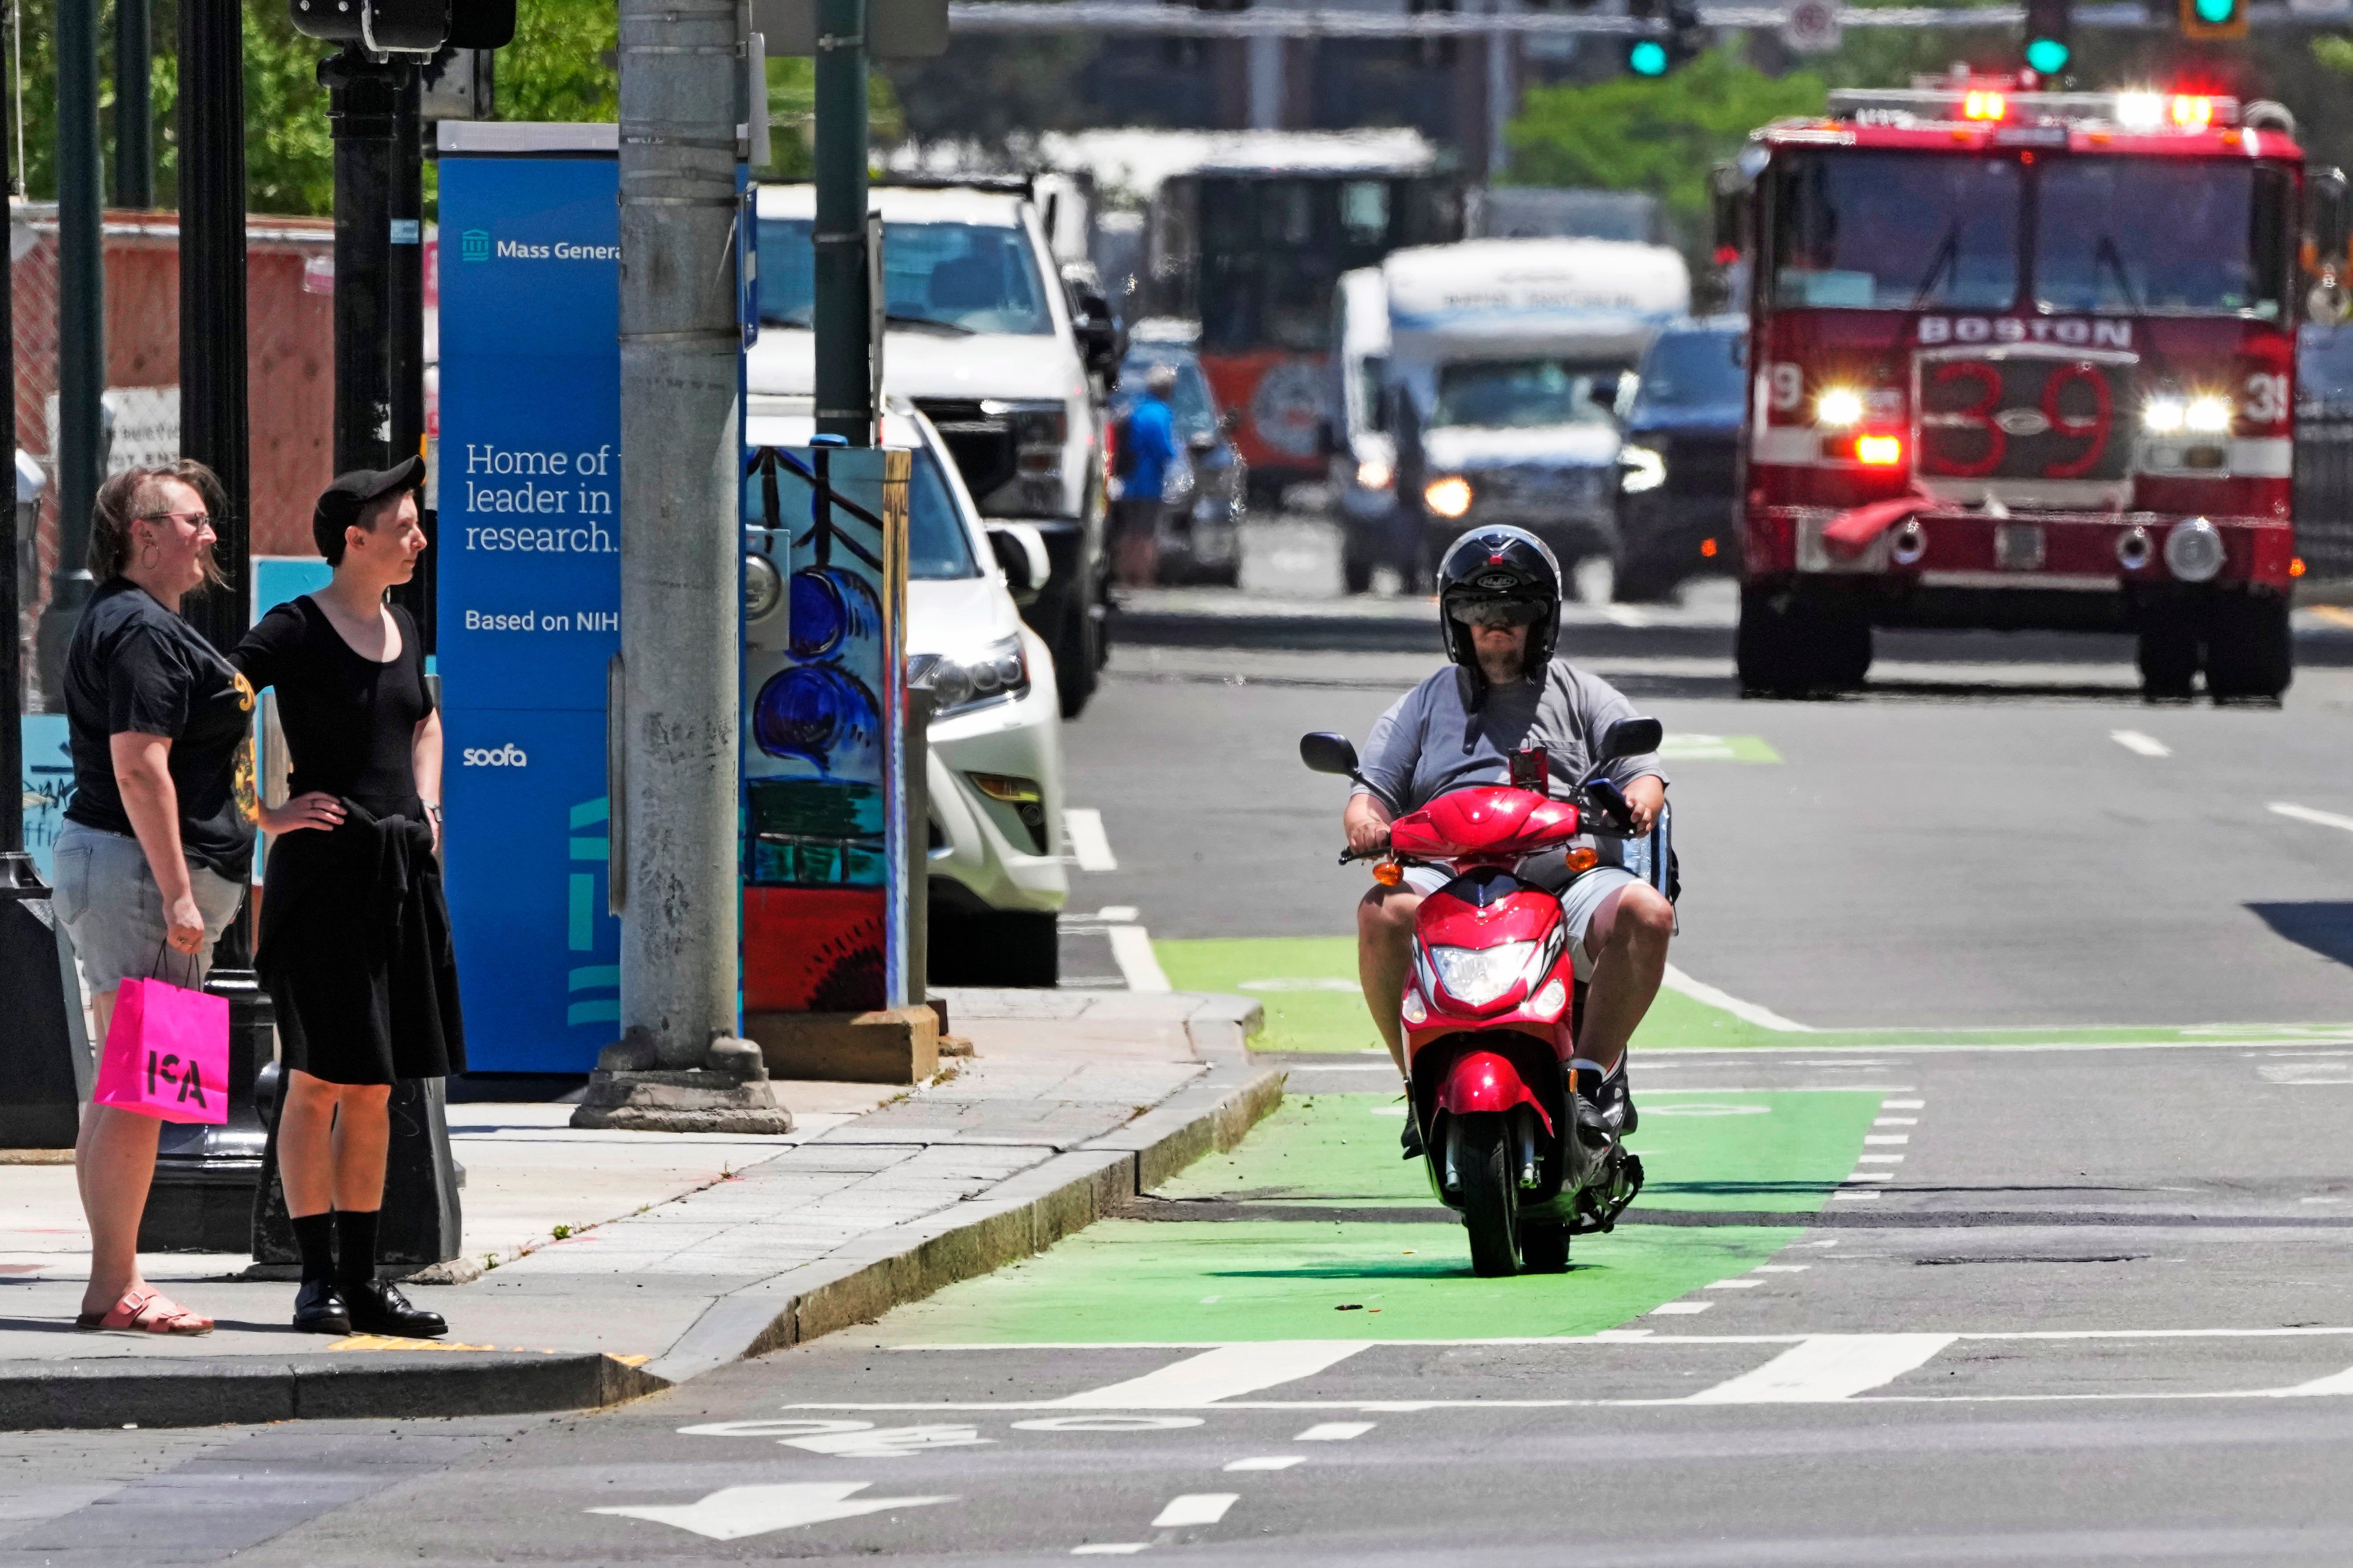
[342,1279,447,1338]
[293,1278,352,1335]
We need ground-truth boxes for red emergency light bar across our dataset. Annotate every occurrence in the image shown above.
[1825,87,2241,133]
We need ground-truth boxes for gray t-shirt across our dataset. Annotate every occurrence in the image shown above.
[1354,660,1668,832]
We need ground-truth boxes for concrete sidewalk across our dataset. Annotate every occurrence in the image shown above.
[0,990,1278,1429]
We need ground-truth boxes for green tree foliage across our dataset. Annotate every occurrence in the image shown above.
[1504,49,1827,233]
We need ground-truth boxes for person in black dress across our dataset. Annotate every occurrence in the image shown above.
[234,457,463,1337]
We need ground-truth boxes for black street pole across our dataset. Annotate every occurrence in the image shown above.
[37,0,105,705]
[321,47,402,475]
[387,67,431,651]
[114,0,152,209]
[142,0,270,1249]
[3,0,95,1148]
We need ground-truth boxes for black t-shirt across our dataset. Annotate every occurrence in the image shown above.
[61,578,258,880]
[234,597,434,819]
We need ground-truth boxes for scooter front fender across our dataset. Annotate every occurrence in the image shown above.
[1435,1050,1552,1133]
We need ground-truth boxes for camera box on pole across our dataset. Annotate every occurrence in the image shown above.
[435,124,624,1073]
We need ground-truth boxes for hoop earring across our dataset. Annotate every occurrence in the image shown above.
[137,542,160,570]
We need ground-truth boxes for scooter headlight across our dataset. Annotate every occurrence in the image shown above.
[1528,977,1569,1021]
[1429,940,1539,1008]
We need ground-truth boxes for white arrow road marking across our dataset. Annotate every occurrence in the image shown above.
[1686,1334,1957,1403]
[2270,801,2353,835]
[1152,1493,1238,1528]
[2111,730,2172,757]
[1056,1341,1373,1407]
[1108,926,1171,993]
[589,1483,956,1541]
[779,1424,991,1458]
[1066,808,1119,870]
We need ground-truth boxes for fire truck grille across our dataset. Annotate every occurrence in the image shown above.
[1915,351,2136,489]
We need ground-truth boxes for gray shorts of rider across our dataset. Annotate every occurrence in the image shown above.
[1402,862,1639,985]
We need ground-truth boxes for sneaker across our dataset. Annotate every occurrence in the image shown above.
[1400,1110,1424,1161]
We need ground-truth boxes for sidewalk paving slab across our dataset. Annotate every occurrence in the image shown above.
[0,989,1276,1428]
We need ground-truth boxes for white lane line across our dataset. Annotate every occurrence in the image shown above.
[1753,1265,1809,1273]
[1831,1191,1881,1202]
[1685,1334,1958,1404]
[1875,1117,1918,1126]
[1066,808,1119,871]
[1864,1134,1911,1145]
[1151,1494,1237,1528]
[2111,729,2172,757]
[872,1326,2353,1356]
[1224,1456,1303,1471]
[1841,1171,1895,1182]
[1107,927,1172,993]
[1883,1098,1926,1109]
[1072,1545,1150,1556]
[1660,964,1812,1032]
[2270,801,2353,835]
[1856,1154,1905,1164]
[1651,1301,1713,1315]
[1705,1279,1761,1290]
[1295,1422,1374,1440]
[2281,1365,2353,1396]
[1055,1342,1372,1408]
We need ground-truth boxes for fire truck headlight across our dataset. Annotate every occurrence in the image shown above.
[1357,457,1394,492]
[2115,93,2165,130]
[2163,517,2226,583]
[1425,476,1475,519]
[2184,396,2232,434]
[2143,398,2187,434]
[1815,388,1865,428]
[1619,445,1667,494]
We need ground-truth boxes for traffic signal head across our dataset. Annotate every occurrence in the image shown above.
[2024,35,2069,73]
[2023,0,2070,78]
[1624,0,1700,78]
[2180,0,2246,40]
[289,0,512,52]
[1628,38,1669,76]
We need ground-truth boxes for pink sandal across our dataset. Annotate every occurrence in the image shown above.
[75,1287,214,1336]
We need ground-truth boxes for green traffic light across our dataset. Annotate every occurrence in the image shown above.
[1629,38,1669,76]
[2192,0,2234,20]
[2025,36,2070,73]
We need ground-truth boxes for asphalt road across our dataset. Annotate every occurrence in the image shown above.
[17,515,2353,1565]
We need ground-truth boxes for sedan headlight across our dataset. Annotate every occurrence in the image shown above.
[912,633,1031,717]
[1619,445,1666,495]
[1424,475,1474,519]
[1429,940,1538,1008]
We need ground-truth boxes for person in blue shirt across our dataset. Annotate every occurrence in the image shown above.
[1112,363,1182,587]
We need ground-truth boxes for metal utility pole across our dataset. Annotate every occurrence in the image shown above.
[115,0,153,208]
[37,0,105,704]
[143,0,271,1250]
[0,46,90,1150]
[812,0,873,445]
[321,48,403,474]
[574,0,790,1130]
[387,69,432,650]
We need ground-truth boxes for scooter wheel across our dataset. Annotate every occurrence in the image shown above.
[1455,1114,1521,1278]
[1518,1221,1570,1274]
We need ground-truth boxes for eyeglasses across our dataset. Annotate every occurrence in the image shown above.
[1447,599,1543,629]
[136,510,213,528]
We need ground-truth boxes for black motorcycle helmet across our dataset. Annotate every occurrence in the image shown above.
[1436,525,1564,692]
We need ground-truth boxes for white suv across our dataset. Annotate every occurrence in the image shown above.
[748,182,1114,719]
[745,398,1070,985]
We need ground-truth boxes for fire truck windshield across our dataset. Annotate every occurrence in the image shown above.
[1772,152,2020,311]
[1770,150,2293,321]
[2034,160,2291,319]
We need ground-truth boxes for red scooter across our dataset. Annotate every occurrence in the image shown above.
[1302,719,1670,1277]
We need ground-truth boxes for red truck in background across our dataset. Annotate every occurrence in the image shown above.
[1719,80,2348,700]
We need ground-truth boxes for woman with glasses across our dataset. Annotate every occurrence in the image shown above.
[53,462,251,1335]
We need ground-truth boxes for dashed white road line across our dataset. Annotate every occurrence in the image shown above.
[1753,1264,1809,1273]
[1224,1456,1302,1471]
[2270,801,2353,835]
[1151,1494,1238,1528]
[1107,926,1172,993]
[1831,1190,1881,1202]
[2111,730,2172,757]
[1065,808,1119,871]
[1857,1154,1905,1164]
[1685,1334,1958,1404]
[1294,1422,1374,1440]
[1651,1301,1713,1315]
[1072,1544,1149,1556]
[1056,1342,1371,1408]
[1864,1134,1910,1145]
[1705,1279,1762,1290]
[1883,1098,1925,1110]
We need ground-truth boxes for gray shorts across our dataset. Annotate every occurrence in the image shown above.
[50,820,248,995]
[1403,862,1639,983]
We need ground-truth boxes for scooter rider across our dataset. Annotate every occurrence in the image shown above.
[1346,525,1673,1148]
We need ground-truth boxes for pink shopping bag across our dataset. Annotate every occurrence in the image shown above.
[91,965,230,1126]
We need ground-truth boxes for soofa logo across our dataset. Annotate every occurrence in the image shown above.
[462,744,528,768]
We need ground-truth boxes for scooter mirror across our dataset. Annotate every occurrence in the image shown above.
[1596,716,1663,762]
[1299,732,1362,777]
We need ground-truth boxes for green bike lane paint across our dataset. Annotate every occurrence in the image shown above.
[876,1089,1882,1346]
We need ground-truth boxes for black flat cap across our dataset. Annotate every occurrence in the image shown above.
[314,454,426,535]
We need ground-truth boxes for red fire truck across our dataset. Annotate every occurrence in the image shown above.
[1720,81,2347,699]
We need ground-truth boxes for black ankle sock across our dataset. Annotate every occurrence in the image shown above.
[291,1212,336,1286]
[334,1209,380,1289]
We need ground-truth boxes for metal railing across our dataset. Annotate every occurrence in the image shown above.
[2296,403,2353,583]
